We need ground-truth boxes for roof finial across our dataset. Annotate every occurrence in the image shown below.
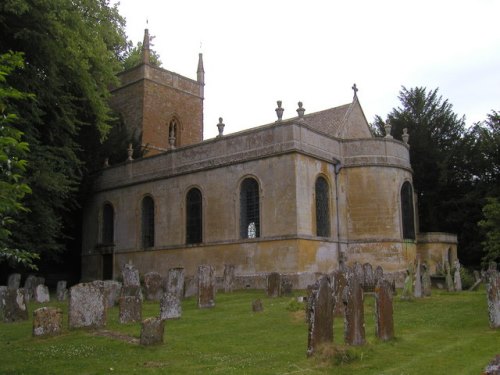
[352,83,358,99]
[142,28,150,64]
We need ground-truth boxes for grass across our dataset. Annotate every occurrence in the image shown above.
[1,289,498,374]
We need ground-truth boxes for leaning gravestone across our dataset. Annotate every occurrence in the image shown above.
[121,262,142,299]
[414,259,422,298]
[119,296,142,323]
[56,280,68,302]
[165,268,185,299]
[68,282,106,329]
[33,307,63,337]
[267,272,281,297]
[374,279,394,341]
[363,263,375,292]
[7,273,21,290]
[35,284,50,303]
[3,288,28,322]
[140,317,164,345]
[198,265,216,308]
[422,263,432,297]
[344,270,366,346]
[223,264,235,293]
[486,272,500,329]
[306,275,334,357]
[144,272,163,301]
[160,292,181,320]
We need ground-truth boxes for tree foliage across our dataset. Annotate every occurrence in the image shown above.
[122,40,162,70]
[479,197,500,264]
[0,0,128,264]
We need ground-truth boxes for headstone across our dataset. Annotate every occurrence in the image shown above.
[0,286,7,320]
[223,264,235,293]
[35,284,50,303]
[445,262,454,292]
[453,260,462,291]
[3,288,28,322]
[119,296,142,323]
[121,262,142,299]
[306,275,334,356]
[343,271,366,346]
[422,263,432,297]
[363,263,375,292]
[281,276,293,296]
[267,272,281,297]
[486,272,500,329]
[140,317,164,345]
[24,275,44,302]
[401,267,414,301]
[33,307,63,337]
[414,259,422,298]
[353,262,364,289]
[102,280,122,307]
[252,299,263,312]
[160,292,182,320]
[56,280,68,302]
[484,354,500,375]
[374,279,394,341]
[144,272,163,301]
[374,266,384,288]
[165,268,185,299]
[7,273,21,290]
[474,270,481,282]
[68,282,106,329]
[198,265,216,308]
[332,269,347,317]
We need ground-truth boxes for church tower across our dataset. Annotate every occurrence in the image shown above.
[109,29,205,156]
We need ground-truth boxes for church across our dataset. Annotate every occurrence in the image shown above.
[81,30,457,287]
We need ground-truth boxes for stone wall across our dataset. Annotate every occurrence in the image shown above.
[416,232,458,274]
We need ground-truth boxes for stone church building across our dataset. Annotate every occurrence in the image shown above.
[81,30,457,287]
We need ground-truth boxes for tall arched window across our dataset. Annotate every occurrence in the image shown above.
[401,181,415,240]
[315,176,330,237]
[142,196,155,248]
[102,203,114,245]
[186,188,202,244]
[169,118,178,147]
[240,178,260,239]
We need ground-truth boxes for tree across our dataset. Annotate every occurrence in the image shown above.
[122,40,162,70]
[0,51,37,268]
[0,0,128,266]
[479,197,500,264]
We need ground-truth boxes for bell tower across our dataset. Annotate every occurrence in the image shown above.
[109,29,205,156]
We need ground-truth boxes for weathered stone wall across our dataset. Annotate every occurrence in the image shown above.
[416,232,458,274]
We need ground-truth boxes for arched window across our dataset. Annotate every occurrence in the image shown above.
[186,188,202,244]
[142,196,155,248]
[240,178,260,239]
[168,118,178,147]
[315,176,330,237]
[401,181,415,240]
[102,203,114,245]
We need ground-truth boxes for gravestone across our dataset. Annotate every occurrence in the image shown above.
[363,263,375,292]
[306,275,334,357]
[102,280,122,307]
[445,262,454,292]
[198,265,216,308]
[332,269,347,317]
[33,307,63,337]
[422,263,432,297]
[414,259,422,298]
[119,296,142,323]
[252,299,263,312]
[35,284,50,303]
[160,292,182,320]
[401,267,414,301]
[121,262,142,299]
[486,272,500,329]
[484,354,500,375]
[3,288,28,322]
[453,260,462,291]
[223,264,235,293]
[7,273,21,290]
[68,282,106,329]
[0,286,7,320]
[374,279,394,341]
[353,262,364,289]
[374,266,384,288]
[56,280,68,301]
[267,272,281,297]
[24,275,44,302]
[165,268,185,299]
[281,276,293,296]
[144,272,163,301]
[343,271,366,346]
[140,317,164,345]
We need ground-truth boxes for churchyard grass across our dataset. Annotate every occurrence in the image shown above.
[1,289,498,374]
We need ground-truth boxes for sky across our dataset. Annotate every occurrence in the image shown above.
[114,0,500,139]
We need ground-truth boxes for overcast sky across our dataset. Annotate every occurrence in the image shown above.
[115,0,500,139]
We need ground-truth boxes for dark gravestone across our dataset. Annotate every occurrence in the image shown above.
[160,292,182,320]
[119,296,142,323]
[7,273,21,290]
[486,272,500,329]
[165,268,185,299]
[198,265,216,308]
[353,262,364,290]
[252,299,264,312]
[281,276,293,296]
[267,272,281,297]
[140,317,165,345]
[363,263,375,292]
[68,282,106,329]
[422,263,432,297]
[306,275,334,357]
[56,280,68,302]
[144,272,163,301]
[343,271,366,346]
[223,264,235,293]
[374,279,394,341]
[3,288,28,322]
[35,284,50,303]
[374,266,384,287]
[33,307,63,337]
[332,269,347,318]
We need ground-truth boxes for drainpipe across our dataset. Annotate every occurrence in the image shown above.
[334,162,344,267]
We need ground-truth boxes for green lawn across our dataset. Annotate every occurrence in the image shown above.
[1,289,498,374]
